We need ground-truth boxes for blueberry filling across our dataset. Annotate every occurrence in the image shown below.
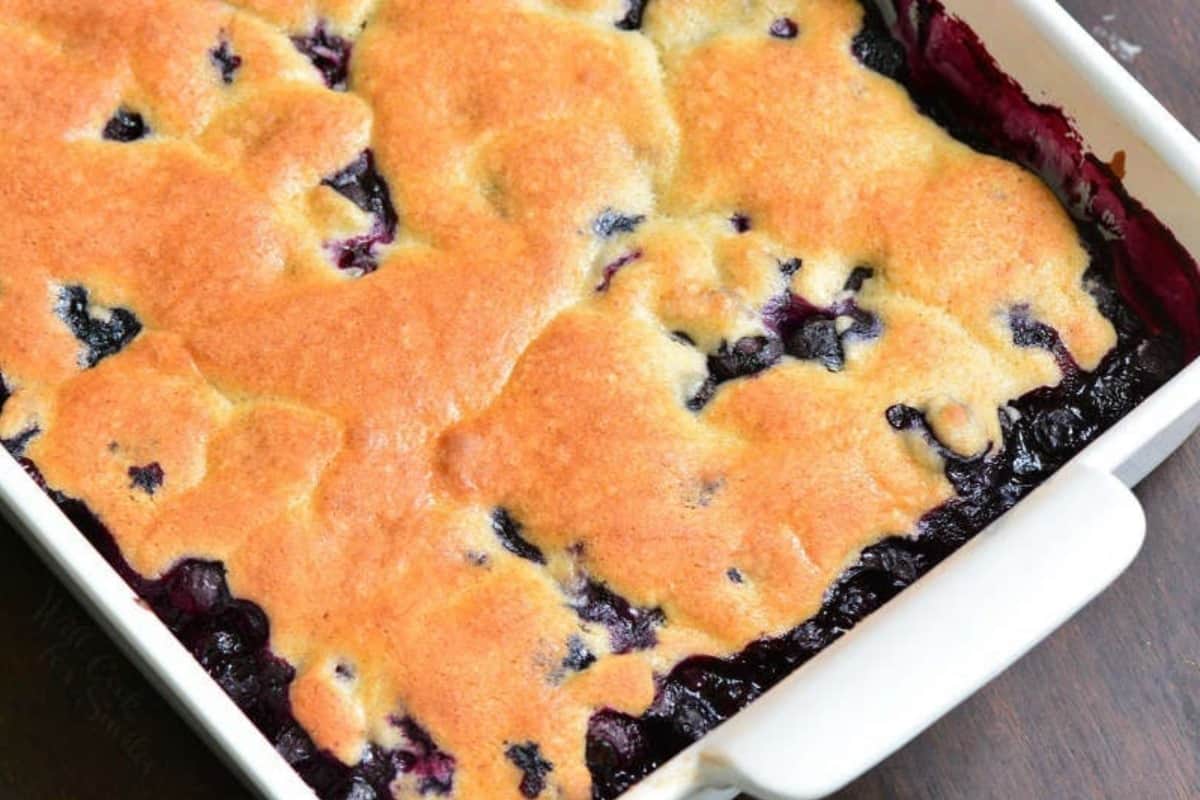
[292,24,354,90]
[562,635,597,672]
[567,578,664,655]
[729,213,752,233]
[726,568,745,584]
[210,36,243,84]
[769,17,799,40]
[128,462,165,495]
[767,291,883,373]
[55,285,142,368]
[593,209,646,239]
[322,151,399,276]
[595,250,643,292]
[615,0,652,31]
[687,336,784,411]
[32,492,457,800]
[102,108,150,142]
[505,742,554,798]
[1009,305,1080,384]
[491,507,546,565]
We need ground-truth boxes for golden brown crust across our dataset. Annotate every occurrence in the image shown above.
[0,1,1114,797]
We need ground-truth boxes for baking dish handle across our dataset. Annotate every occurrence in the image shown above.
[692,461,1145,800]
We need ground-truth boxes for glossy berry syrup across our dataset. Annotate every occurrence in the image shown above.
[585,1,1200,797]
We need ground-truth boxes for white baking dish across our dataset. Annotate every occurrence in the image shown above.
[2,1,1199,799]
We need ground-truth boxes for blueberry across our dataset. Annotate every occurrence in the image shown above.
[779,257,803,277]
[505,742,554,798]
[210,36,243,84]
[275,722,317,765]
[1031,405,1091,456]
[0,373,9,413]
[785,317,844,371]
[851,2,907,78]
[843,266,875,292]
[729,213,752,233]
[332,777,376,800]
[322,151,399,275]
[562,635,597,672]
[708,336,784,383]
[1009,306,1058,350]
[128,462,164,494]
[292,24,353,89]
[491,508,546,564]
[685,377,717,412]
[213,655,261,708]
[726,568,745,584]
[615,0,652,31]
[165,560,230,616]
[568,579,664,654]
[885,403,924,431]
[190,629,244,669]
[2,426,39,457]
[102,108,150,142]
[334,661,355,681]
[769,17,799,39]
[586,711,654,798]
[55,285,143,368]
[593,209,646,238]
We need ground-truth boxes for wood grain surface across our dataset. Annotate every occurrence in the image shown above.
[1,2,1196,798]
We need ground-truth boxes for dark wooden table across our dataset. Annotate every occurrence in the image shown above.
[2,2,1197,798]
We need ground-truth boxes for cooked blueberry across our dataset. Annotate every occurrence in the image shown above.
[593,209,646,238]
[292,24,353,89]
[779,257,803,277]
[505,742,553,798]
[102,108,150,142]
[213,654,261,708]
[210,36,243,84]
[615,0,652,31]
[843,266,875,292]
[466,550,490,567]
[165,560,230,616]
[2,426,39,457]
[785,317,844,371]
[562,635,596,672]
[324,151,397,231]
[332,777,377,800]
[568,579,664,654]
[729,213,752,233]
[322,151,399,275]
[586,711,655,798]
[769,17,799,39]
[190,628,244,669]
[885,403,924,431]
[275,722,318,765]
[0,373,9,413]
[491,508,546,565]
[686,377,717,412]
[670,330,696,346]
[851,1,906,78]
[708,336,784,383]
[334,661,355,681]
[128,462,164,495]
[55,285,142,368]
[726,568,744,584]
[1031,405,1091,456]
[393,718,456,795]
[1009,306,1058,350]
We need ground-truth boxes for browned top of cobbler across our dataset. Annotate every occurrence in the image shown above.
[0,0,1115,797]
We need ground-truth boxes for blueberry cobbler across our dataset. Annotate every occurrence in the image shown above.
[2,0,1199,798]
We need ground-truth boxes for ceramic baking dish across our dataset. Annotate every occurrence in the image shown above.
[3,1,1199,798]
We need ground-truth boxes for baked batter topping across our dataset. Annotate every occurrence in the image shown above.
[0,1,1193,798]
